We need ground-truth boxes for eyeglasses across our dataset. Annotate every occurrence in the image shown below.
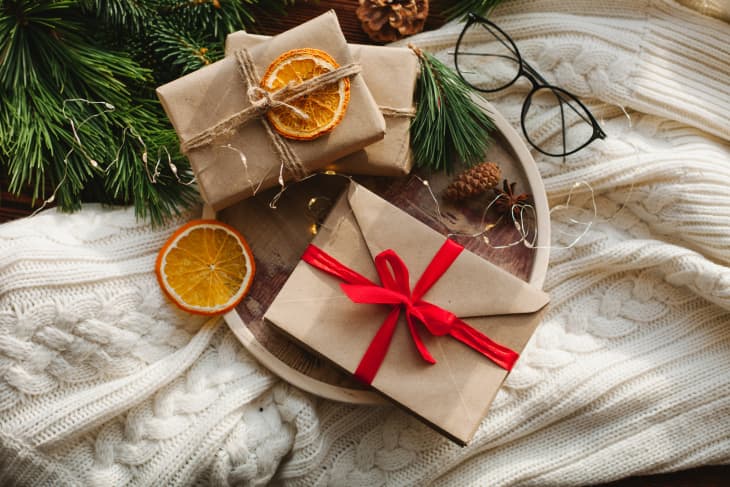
[454,13,606,157]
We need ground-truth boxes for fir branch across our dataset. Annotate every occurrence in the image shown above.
[410,45,495,173]
[102,107,198,225]
[440,0,505,21]
[78,0,152,31]
[0,0,152,210]
[0,0,296,224]
[158,0,253,39]
[153,22,222,75]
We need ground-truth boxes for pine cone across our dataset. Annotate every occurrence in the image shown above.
[356,0,429,43]
[444,162,502,201]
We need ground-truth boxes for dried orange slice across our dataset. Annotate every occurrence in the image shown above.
[260,48,350,140]
[155,220,255,316]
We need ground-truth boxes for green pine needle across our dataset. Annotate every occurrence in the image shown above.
[441,0,505,21]
[154,23,223,75]
[410,46,495,173]
[0,0,295,225]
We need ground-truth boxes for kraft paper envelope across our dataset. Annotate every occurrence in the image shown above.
[264,182,550,445]
[225,32,418,177]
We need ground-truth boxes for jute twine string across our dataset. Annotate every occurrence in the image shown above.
[181,48,361,179]
[379,106,416,118]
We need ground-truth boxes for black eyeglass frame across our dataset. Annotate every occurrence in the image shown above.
[454,12,606,157]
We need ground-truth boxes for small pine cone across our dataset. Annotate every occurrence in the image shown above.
[444,162,502,201]
[357,0,429,43]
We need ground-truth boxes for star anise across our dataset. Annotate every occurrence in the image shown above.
[494,179,532,217]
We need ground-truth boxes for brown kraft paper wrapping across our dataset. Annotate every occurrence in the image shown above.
[157,11,386,211]
[264,182,550,445]
[225,32,418,177]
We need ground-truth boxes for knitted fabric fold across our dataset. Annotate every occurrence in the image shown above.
[1,1,730,486]
[0,207,294,486]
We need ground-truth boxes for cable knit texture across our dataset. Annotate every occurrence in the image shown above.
[1,1,729,485]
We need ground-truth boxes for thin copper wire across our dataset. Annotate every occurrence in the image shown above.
[31,98,196,217]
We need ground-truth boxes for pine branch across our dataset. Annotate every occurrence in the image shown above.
[158,0,254,38]
[410,46,495,173]
[0,0,152,209]
[78,0,152,31]
[0,0,296,224]
[153,21,222,75]
[103,106,198,225]
[440,0,505,21]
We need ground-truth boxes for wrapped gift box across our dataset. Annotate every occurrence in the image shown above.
[157,11,386,211]
[226,32,418,177]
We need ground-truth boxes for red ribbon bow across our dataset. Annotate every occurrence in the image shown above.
[301,239,519,384]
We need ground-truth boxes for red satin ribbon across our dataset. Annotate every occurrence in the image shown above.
[301,240,519,384]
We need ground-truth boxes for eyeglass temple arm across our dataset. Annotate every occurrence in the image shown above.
[453,52,520,63]
[558,94,568,156]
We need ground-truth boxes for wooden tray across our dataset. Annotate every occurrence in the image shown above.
[218,96,550,405]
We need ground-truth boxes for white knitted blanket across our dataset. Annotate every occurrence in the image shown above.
[2,1,729,485]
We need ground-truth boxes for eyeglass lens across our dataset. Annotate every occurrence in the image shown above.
[456,21,521,92]
[455,17,602,156]
[522,87,598,156]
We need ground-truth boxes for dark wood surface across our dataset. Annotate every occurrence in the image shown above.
[1,1,727,485]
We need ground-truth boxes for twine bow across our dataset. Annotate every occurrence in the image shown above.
[246,86,309,120]
[302,240,519,384]
[181,48,361,179]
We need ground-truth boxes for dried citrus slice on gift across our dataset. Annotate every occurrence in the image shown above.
[260,48,350,140]
[155,220,255,316]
